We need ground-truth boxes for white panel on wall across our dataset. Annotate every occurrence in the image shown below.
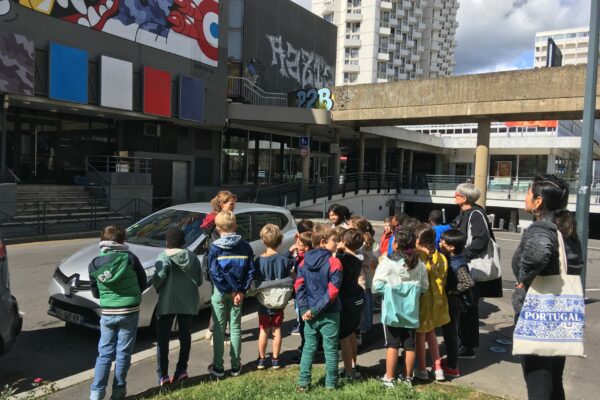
[100,56,133,111]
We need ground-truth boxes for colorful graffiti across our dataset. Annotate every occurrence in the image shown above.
[266,34,334,89]
[1,0,219,67]
[0,31,34,95]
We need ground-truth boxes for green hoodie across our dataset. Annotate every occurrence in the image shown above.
[152,249,202,316]
[90,251,142,310]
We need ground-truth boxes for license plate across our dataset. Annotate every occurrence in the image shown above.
[54,307,83,325]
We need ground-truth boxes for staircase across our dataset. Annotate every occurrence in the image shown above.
[1,185,132,239]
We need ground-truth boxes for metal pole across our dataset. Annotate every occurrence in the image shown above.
[576,0,600,294]
[1,95,7,182]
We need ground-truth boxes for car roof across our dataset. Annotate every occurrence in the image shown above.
[167,202,291,214]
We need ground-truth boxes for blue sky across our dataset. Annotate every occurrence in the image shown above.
[291,0,590,74]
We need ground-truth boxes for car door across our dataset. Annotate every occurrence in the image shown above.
[252,211,296,254]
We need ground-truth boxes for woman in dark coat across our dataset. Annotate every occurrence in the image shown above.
[452,182,503,359]
[512,175,582,400]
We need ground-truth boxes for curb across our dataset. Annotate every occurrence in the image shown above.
[4,231,100,245]
[14,312,260,399]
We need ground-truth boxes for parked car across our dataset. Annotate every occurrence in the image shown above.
[48,203,297,329]
[0,235,23,355]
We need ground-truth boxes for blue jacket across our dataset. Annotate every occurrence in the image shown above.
[208,234,255,294]
[433,224,451,250]
[294,248,343,316]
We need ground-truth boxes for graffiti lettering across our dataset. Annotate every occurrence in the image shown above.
[296,88,333,110]
[266,35,334,89]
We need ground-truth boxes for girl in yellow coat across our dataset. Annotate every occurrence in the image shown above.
[414,224,450,381]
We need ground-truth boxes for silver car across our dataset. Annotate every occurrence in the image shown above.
[1,234,22,355]
[48,203,297,329]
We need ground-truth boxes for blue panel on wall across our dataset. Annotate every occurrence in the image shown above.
[49,42,88,104]
[179,75,204,122]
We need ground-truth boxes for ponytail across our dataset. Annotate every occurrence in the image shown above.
[553,209,578,240]
[394,230,418,269]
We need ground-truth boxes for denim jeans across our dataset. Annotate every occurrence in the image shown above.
[359,289,373,334]
[156,314,193,379]
[90,312,139,400]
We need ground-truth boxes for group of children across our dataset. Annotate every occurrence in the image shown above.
[87,206,476,399]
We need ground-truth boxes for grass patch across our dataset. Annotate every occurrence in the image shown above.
[147,366,503,400]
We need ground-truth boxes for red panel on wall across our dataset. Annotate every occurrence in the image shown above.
[143,66,172,117]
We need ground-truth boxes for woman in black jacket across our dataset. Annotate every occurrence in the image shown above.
[512,174,583,400]
[452,182,503,359]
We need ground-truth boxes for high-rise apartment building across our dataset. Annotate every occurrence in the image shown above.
[534,27,589,68]
[311,0,459,85]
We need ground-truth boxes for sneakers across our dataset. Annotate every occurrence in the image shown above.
[271,358,282,370]
[230,365,242,377]
[414,369,429,381]
[402,376,413,387]
[256,357,268,370]
[296,386,308,392]
[208,364,225,378]
[442,366,460,379]
[434,368,445,381]
[158,376,171,387]
[380,375,396,388]
[205,330,213,341]
[290,324,301,336]
[458,347,476,359]
[172,370,188,383]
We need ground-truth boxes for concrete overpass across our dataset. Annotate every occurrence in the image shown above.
[328,65,598,206]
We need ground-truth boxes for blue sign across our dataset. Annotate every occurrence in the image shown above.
[300,136,310,148]
[49,42,88,104]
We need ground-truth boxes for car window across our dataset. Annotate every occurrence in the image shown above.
[235,212,252,241]
[252,212,288,241]
[126,209,206,248]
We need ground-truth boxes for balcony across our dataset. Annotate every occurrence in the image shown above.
[393,57,403,66]
[378,52,390,61]
[396,9,405,17]
[408,16,418,24]
[398,73,408,80]
[406,39,415,48]
[381,1,393,11]
[389,17,398,26]
[418,22,426,31]
[387,67,396,76]
[413,31,422,39]
[322,1,334,15]
[431,41,441,51]
[430,64,440,72]
[377,77,388,83]
[403,1,411,8]
[416,68,424,75]
[405,63,414,71]
[420,0,427,6]
[399,48,409,56]
[415,8,423,17]
[432,20,443,30]
[411,54,420,62]
[343,63,360,73]
[346,10,363,22]
[401,23,410,33]
[433,0,443,9]
[345,37,361,47]
[442,8,449,16]
[379,24,391,35]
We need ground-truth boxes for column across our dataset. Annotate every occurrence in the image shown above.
[302,125,311,189]
[358,130,365,179]
[332,128,341,184]
[398,148,405,187]
[407,150,414,187]
[474,120,491,207]
[547,152,556,174]
[380,137,387,184]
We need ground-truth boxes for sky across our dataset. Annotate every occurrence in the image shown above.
[291,0,591,75]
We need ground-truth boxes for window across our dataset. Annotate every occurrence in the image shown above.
[579,31,589,38]
[253,212,288,240]
[324,14,333,22]
[235,212,252,241]
[344,48,359,65]
[126,209,207,248]
[227,0,244,61]
[565,33,577,39]
[346,22,361,39]
[344,73,358,83]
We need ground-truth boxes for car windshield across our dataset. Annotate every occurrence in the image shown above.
[126,209,207,248]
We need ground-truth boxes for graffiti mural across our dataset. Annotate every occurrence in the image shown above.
[0,31,34,95]
[266,34,334,89]
[3,0,219,67]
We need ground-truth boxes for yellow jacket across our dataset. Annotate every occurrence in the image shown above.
[417,250,450,333]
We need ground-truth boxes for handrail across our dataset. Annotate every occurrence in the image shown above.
[227,76,288,107]
[6,168,21,183]
[85,157,110,184]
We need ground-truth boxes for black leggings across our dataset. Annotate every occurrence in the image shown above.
[521,355,566,400]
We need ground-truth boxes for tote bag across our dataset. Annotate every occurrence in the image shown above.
[466,210,502,282]
[512,231,585,357]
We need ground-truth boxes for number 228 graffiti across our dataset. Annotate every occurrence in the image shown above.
[296,88,334,111]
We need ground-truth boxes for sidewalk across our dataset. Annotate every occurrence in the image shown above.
[46,293,598,400]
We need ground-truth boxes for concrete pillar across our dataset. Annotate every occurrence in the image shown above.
[547,152,556,174]
[332,128,341,183]
[358,130,365,177]
[302,125,311,189]
[474,120,491,207]
[407,150,414,187]
[380,137,387,183]
[399,148,405,187]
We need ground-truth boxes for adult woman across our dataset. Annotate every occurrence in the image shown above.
[202,190,237,341]
[512,175,582,400]
[328,204,351,228]
[452,183,503,359]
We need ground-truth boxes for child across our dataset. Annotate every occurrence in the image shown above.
[414,224,449,382]
[373,230,429,388]
[295,224,343,391]
[428,210,451,250]
[153,227,202,386]
[254,224,293,370]
[439,229,475,379]
[379,217,393,256]
[351,217,377,343]
[336,228,365,380]
[290,231,313,364]
[89,225,147,400]
[208,211,255,377]
[289,220,315,337]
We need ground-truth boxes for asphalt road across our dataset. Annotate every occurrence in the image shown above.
[1,228,599,395]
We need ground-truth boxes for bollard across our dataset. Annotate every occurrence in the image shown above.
[442,208,446,224]
[499,218,505,230]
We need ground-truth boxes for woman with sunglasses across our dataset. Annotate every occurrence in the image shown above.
[512,175,582,399]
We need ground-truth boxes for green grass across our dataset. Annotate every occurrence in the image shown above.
[147,366,504,400]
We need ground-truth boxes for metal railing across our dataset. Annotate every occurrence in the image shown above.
[227,77,288,107]
[86,156,152,174]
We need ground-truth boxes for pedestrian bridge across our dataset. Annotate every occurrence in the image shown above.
[330,65,598,126]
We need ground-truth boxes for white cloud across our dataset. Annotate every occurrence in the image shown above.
[455,0,591,75]
[291,0,311,11]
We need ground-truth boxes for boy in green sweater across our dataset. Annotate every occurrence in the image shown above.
[152,227,202,386]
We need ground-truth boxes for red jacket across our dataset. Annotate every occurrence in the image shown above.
[379,231,393,256]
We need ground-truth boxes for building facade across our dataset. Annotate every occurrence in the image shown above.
[311,0,458,85]
[534,27,589,68]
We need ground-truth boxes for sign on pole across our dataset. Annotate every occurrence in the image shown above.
[300,136,310,148]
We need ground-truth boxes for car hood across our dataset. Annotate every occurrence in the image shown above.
[57,242,166,279]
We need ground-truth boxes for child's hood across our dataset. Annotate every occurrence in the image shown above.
[164,248,194,272]
[213,234,242,249]
[448,254,467,272]
[385,253,413,279]
[304,248,332,272]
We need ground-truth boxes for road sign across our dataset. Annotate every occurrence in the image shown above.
[300,136,310,148]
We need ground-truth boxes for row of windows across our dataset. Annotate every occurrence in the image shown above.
[536,31,589,42]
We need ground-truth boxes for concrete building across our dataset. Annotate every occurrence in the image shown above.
[534,27,589,68]
[311,0,458,85]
